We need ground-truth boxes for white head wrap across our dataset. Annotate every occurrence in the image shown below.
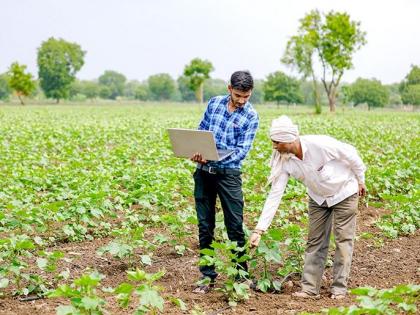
[267,116,299,184]
[270,115,299,143]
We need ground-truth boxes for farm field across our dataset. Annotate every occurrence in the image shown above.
[0,104,419,314]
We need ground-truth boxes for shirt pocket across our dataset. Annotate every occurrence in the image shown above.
[317,163,333,181]
[227,122,243,146]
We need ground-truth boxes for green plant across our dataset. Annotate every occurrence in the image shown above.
[48,271,106,315]
[97,225,155,267]
[310,284,420,314]
[113,268,165,314]
[199,240,250,306]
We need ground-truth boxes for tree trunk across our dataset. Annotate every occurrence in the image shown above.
[18,94,25,105]
[195,83,204,104]
[56,98,60,104]
[328,93,336,112]
[311,78,321,114]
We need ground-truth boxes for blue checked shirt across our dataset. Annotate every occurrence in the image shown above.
[198,95,259,169]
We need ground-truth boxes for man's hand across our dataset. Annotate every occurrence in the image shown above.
[190,152,207,164]
[250,230,263,248]
[358,183,367,197]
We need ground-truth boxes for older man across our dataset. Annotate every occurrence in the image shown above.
[250,116,366,299]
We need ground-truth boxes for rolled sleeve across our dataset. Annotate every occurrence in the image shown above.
[255,172,289,231]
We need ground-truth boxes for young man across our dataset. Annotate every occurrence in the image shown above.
[250,115,366,299]
[191,70,259,293]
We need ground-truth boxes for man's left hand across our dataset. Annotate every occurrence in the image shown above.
[358,183,367,197]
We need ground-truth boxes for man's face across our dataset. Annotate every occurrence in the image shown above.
[272,140,294,154]
[228,85,252,109]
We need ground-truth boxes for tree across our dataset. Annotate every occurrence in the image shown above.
[147,73,176,101]
[124,80,141,99]
[0,73,11,101]
[283,10,366,112]
[81,81,101,100]
[404,65,420,85]
[183,58,214,103]
[203,78,227,102]
[7,62,36,105]
[37,37,85,103]
[263,71,303,106]
[348,78,389,110]
[249,79,264,104]
[98,70,127,100]
[177,75,196,102]
[401,85,420,106]
[134,84,149,101]
[400,65,420,106]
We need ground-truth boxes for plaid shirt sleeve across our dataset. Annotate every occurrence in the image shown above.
[198,97,215,130]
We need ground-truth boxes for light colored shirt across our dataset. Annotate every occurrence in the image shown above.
[256,135,366,231]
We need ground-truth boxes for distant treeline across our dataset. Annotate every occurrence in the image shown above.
[2,9,420,110]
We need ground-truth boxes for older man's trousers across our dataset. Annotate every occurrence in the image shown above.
[301,193,359,295]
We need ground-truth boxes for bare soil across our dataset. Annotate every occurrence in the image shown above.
[0,205,419,315]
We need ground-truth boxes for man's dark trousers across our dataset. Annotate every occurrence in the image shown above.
[193,167,247,280]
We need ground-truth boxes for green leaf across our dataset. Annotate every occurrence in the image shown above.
[37,258,48,270]
[138,288,164,311]
[56,305,76,315]
[0,278,9,289]
[170,297,187,311]
[81,296,101,310]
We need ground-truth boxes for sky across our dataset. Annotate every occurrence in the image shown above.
[1,0,419,84]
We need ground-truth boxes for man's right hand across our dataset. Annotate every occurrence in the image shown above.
[250,230,263,248]
[191,152,207,164]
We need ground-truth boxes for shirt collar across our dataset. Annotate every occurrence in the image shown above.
[289,137,307,161]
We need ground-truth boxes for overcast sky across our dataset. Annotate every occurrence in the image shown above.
[1,0,419,84]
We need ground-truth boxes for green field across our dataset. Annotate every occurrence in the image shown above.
[0,104,419,314]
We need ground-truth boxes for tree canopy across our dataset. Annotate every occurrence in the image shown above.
[98,70,127,100]
[347,78,389,110]
[147,73,176,101]
[7,62,36,105]
[283,10,366,113]
[183,58,214,103]
[400,65,420,105]
[263,71,303,105]
[37,37,85,103]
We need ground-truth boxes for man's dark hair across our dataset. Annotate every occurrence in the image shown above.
[230,70,254,91]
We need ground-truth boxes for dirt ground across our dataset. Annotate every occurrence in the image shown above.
[0,206,419,315]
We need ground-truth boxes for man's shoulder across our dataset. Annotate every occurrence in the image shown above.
[208,95,229,105]
[302,135,336,142]
[302,135,346,151]
[243,102,259,119]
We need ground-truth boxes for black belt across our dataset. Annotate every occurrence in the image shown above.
[197,164,241,175]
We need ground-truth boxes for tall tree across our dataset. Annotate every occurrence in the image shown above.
[183,58,214,103]
[283,10,366,112]
[98,70,127,100]
[263,71,303,106]
[348,78,389,110]
[37,37,85,103]
[7,62,36,105]
[147,73,176,101]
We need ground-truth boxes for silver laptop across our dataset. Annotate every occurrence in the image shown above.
[167,128,234,161]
